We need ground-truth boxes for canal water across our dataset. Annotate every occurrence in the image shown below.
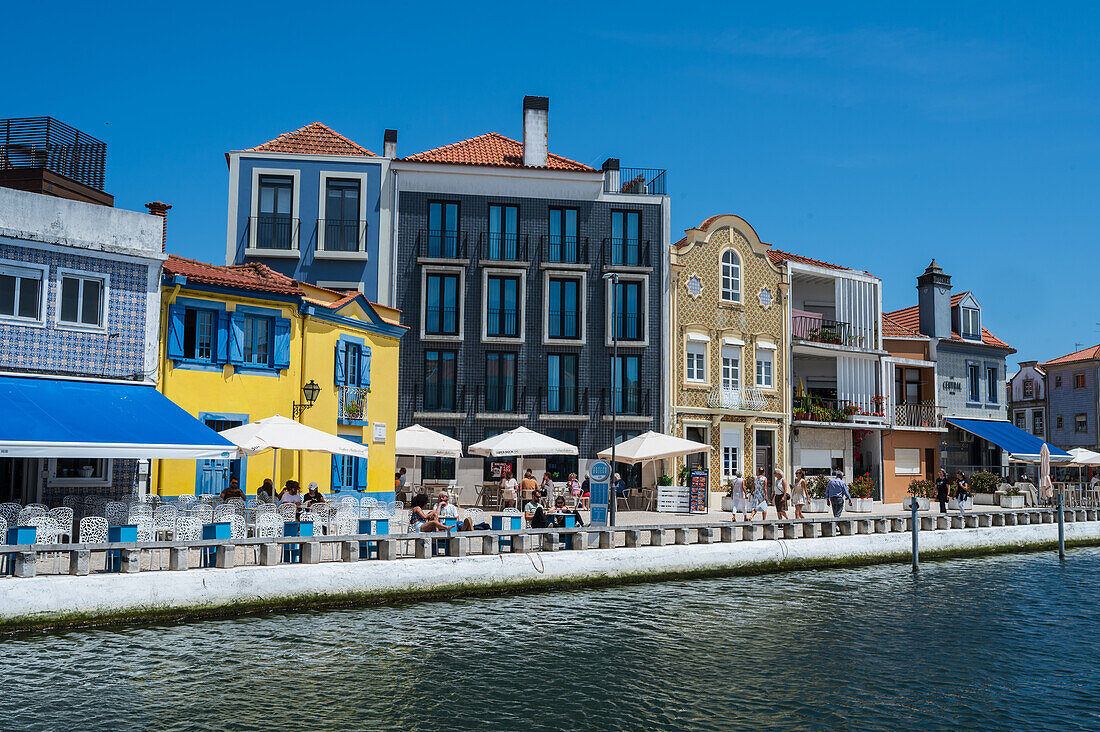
[2,549,1098,731]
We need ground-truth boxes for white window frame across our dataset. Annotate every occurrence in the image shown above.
[966,362,981,403]
[420,265,464,343]
[720,427,742,482]
[481,268,526,344]
[55,267,109,331]
[755,341,776,389]
[961,306,981,341]
[604,274,649,347]
[894,448,921,476]
[721,342,742,391]
[316,280,365,293]
[1032,411,1044,436]
[0,259,49,326]
[720,248,741,303]
[247,167,302,257]
[1014,411,1026,429]
[985,364,999,404]
[316,171,370,259]
[47,457,113,488]
[541,270,587,346]
[685,339,707,383]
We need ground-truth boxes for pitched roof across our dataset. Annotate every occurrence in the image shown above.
[766,248,858,273]
[885,299,1014,351]
[244,122,376,157]
[883,314,922,339]
[673,214,734,248]
[402,132,594,171]
[163,255,302,296]
[1041,343,1100,367]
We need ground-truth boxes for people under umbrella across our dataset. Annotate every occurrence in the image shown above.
[524,494,585,528]
[303,482,326,508]
[219,477,245,503]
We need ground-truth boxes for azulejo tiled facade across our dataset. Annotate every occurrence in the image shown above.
[669,215,789,492]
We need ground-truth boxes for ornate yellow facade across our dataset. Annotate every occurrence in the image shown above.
[668,215,790,492]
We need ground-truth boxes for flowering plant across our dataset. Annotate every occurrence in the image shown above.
[851,472,875,499]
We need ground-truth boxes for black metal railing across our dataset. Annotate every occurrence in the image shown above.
[420,382,464,413]
[417,229,468,259]
[617,168,667,196]
[791,315,850,346]
[543,385,583,414]
[250,216,298,250]
[602,387,648,416]
[424,306,458,336]
[1,117,107,190]
[547,309,580,339]
[318,218,365,252]
[486,308,519,338]
[479,233,529,262]
[541,235,588,264]
[614,312,643,341]
[603,238,651,267]
[479,384,525,413]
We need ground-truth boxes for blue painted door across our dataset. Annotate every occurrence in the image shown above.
[200,418,243,495]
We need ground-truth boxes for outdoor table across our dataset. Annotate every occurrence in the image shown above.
[491,514,523,551]
[283,521,314,563]
[4,526,36,575]
[106,525,138,572]
[200,522,230,568]
[357,518,390,559]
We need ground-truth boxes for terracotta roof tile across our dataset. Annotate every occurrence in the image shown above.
[885,299,1014,351]
[1040,343,1100,367]
[164,255,302,296]
[766,248,857,273]
[402,132,593,171]
[883,314,922,338]
[244,122,376,157]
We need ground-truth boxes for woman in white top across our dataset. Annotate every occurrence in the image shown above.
[772,468,789,520]
[500,469,519,508]
[791,469,809,519]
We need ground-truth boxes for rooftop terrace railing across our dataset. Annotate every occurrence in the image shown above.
[0,117,107,190]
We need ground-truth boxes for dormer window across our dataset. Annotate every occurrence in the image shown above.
[961,306,980,340]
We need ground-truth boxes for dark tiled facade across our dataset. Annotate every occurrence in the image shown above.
[395,190,664,459]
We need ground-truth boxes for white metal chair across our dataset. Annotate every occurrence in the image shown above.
[229,515,246,541]
[128,504,153,524]
[338,495,359,508]
[463,508,485,526]
[213,505,237,523]
[49,507,74,542]
[175,516,203,541]
[0,502,21,528]
[254,512,283,539]
[26,503,49,513]
[335,508,358,536]
[18,506,47,524]
[153,505,179,540]
[79,516,109,544]
[176,495,197,511]
[28,515,59,544]
[253,502,276,514]
[189,505,214,524]
[277,502,298,520]
[105,501,128,527]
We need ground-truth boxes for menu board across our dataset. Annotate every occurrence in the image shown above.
[689,469,709,514]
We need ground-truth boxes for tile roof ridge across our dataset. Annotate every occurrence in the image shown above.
[403,131,506,159]
[245,121,375,156]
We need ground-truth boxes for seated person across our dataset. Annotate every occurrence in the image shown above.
[408,493,450,533]
[256,478,275,503]
[523,496,555,529]
[614,473,629,498]
[548,496,585,527]
[303,482,326,508]
[219,477,245,503]
[279,480,303,504]
[435,491,459,521]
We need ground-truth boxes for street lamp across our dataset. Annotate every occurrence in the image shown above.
[293,379,321,419]
[603,271,619,527]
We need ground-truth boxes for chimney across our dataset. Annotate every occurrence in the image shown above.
[383,129,397,158]
[916,259,952,339]
[522,95,549,167]
[601,158,620,193]
[145,201,172,253]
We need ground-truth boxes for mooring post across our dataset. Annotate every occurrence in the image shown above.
[1058,492,1065,560]
[911,500,919,572]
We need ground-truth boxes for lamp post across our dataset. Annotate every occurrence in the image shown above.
[293,379,321,419]
[603,271,619,527]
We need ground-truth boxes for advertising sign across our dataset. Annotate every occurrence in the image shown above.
[588,459,612,526]
[689,469,709,514]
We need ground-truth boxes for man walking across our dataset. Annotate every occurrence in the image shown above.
[825,469,851,517]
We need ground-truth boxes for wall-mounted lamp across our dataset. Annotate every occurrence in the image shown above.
[293,380,321,419]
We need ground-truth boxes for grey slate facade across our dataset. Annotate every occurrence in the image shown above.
[1044,354,1100,451]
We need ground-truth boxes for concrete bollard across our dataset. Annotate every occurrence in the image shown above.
[783,523,799,539]
[1064,510,1077,523]
[341,540,359,562]
[651,529,669,546]
[121,548,142,573]
[301,541,321,564]
[890,518,906,533]
[674,528,689,545]
[567,531,587,551]
[482,536,499,555]
[936,516,950,530]
[258,543,279,566]
[978,514,992,527]
[1086,509,1098,522]
[1017,512,1029,525]
[742,524,759,540]
[447,536,467,557]
[990,513,1004,526]
[762,524,778,540]
[414,538,431,558]
[819,521,837,538]
[720,526,736,543]
[856,520,873,535]
[950,516,964,529]
[920,516,936,531]
[215,544,236,569]
[511,534,530,553]
[624,530,641,548]
[541,533,559,552]
[12,552,36,578]
[69,549,90,576]
[1076,509,1088,521]
[802,522,820,539]
[873,519,889,534]
[378,539,399,561]
[697,527,714,544]
[597,531,613,549]
[965,515,979,528]
[837,520,854,536]
[1039,511,1052,524]
[1005,512,1018,526]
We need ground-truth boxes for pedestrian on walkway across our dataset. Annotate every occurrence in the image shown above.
[746,468,769,521]
[825,469,851,517]
[792,469,809,519]
[772,468,789,520]
[936,469,950,514]
[729,471,744,520]
[954,471,969,516]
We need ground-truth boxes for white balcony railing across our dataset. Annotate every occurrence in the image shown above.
[706,386,767,411]
[892,402,944,429]
[338,386,368,421]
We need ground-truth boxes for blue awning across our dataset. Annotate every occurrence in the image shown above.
[945,417,1071,462]
[0,375,237,459]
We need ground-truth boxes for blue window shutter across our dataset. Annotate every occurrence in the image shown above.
[356,454,369,490]
[216,311,230,363]
[331,455,343,490]
[359,346,371,388]
[228,313,245,364]
[167,306,185,359]
[334,341,347,385]
[273,318,291,369]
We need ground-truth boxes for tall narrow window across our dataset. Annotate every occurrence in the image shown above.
[961,307,980,340]
[323,179,361,251]
[755,348,774,388]
[611,211,641,265]
[257,175,294,249]
[1033,412,1044,436]
[344,343,361,387]
[486,275,520,337]
[721,250,741,302]
[59,274,104,327]
[612,355,641,414]
[423,426,457,480]
[548,208,579,262]
[686,343,706,382]
[425,273,459,335]
[614,280,643,340]
[986,366,999,402]
[0,263,44,322]
[547,278,579,339]
[242,316,272,367]
[488,204,519,259]
[424,350,457,411]
[183,308,215,362]
[685,426,707,470]
[1023,379,1034,398]
[722,346,741,391]
[968,364,981,402]
[547,354,578,413]
[427,201,459,257]
[486,352,517,412]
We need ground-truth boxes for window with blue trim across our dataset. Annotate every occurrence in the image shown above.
[331,436,368,491]
[242,316,272,366]
[335,338,371,388]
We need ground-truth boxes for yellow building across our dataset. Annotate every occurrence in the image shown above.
[153,255,405,499]
[668,215,790,495]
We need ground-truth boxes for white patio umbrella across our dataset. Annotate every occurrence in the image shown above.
[396,424,463,459]
[468,426,578,458]
[1040,442,1053,504]
[1067,447,1100,466]
[597,431,712,464]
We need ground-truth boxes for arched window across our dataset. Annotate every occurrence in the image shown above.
[721,250,741,302]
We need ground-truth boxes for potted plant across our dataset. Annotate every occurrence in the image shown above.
[904,479,933,511]
[720,477,737,511]
[999,484,1024,509]
[806,474,829,513]
[849,473,874,511]
[968,471,999,505]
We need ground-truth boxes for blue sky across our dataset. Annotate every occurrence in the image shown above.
[5,1,1099,364]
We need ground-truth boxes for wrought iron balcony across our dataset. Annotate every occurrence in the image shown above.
[479,233,529,263]
[249,215,299,250]
[602,237,651,267]
[477,384,526,413]
[613,312,643,341]
[602,386,649,416]
[418,228,468,259]
[706,386,768,411]
[618,168,667,196]
[338,385,368,422]
[540,235,588,264]
[541,385,586,415]
[318,218,366,252]
[486,307,519,338]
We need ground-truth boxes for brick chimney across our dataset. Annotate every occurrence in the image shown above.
[383,129,397,158]
[522,96,549,167]
[916,259,952,339]
[145,201,171,252]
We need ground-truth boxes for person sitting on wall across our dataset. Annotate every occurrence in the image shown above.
[548,495,585,527]
[408,493,450,533]
[435,491,459,521]
[256,478,275,503]
[303,482,326,508]
[219,477,245,503]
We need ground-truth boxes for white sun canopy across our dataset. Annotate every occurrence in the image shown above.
[1066,447,1100,466]
[468,426,578,458]
[396,424,463,459]
[219,415,370,458]
[597,431,712,465]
